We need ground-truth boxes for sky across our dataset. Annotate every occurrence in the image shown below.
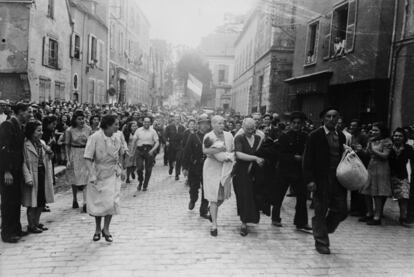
[138,0,257,47]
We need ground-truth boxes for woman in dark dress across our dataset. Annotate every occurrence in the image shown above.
[233,118,265,236]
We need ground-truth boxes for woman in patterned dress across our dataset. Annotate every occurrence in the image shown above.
[65,110,92,212]
[389,128,414,226]
[84,115,125,242]
[360,122,392,225]
[122,120,138,183]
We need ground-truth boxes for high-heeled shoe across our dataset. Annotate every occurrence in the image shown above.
[102,230,113,242]
[240,226,248,237]
[37,224,48,231]
[93,233,101,241]
[28,226,43,234]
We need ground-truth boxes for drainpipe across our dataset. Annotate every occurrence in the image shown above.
[387,0,399,128]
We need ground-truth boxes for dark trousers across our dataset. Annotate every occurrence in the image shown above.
[272,173,308,227]
[1,180,23,240]
[312,170,348,247]
[163,144,168,165]
[350,191,366,215]
[188,170,209,216]
[168,147,182,177]
[136,147,155,188]
[408,178,414,221]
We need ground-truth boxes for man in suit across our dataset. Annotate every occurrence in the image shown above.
[164,115,186,180]
[0,102,32,243]
[272,111,311,232]
[303,107,348,254]
[182,115,211,219]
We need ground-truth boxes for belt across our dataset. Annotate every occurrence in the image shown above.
[71,145,86,148]
[137,144,153,149]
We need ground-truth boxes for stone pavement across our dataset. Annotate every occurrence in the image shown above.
[1,157,414,277]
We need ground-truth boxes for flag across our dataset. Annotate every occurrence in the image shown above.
[186,73,203,101]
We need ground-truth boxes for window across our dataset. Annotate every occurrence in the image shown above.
[97,39,104,69]
[88,34,97,65]
[110,23,115,50]
[70,33,81,60]
[323,0,358,59]
[47,0,54,18]
[218,65,229,83]
[305,21,320,65]
[39,78,51,102]
[43,36,59,68]
[54,81,65,100]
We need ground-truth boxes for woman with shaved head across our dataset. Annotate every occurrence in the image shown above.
[233,118,265,236]
[203,115,234,236]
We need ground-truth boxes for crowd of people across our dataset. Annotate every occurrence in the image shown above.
[0,99,414,255]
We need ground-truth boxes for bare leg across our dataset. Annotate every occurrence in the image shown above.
[72,185,78,204]
[398,199,408,220]
[35,207,42,226]
[103,215,112,234]
[94,216,102,235]
[373,196,382,220]
[364,196,374,217]
[210,202,218,229]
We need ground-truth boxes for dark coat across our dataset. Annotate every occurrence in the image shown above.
[0,117,25,187]
[278,130,307,178]
[181,131,205,175]
[164,124,186,150]
[303,127,346,190]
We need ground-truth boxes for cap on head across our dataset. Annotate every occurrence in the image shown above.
[319,106,339,118]
[289,111,307,121]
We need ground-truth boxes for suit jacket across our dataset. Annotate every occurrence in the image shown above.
[182,131,205,174]
[164,124,186,150]
[278,130,307,177]
[0,117,25,185]
[303,127,346,189]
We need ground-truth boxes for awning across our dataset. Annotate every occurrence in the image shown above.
[284,70,333,83]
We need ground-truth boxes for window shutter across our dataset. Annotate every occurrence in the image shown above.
[92,37,97,62]
[99,40,105,68]
[42,36,49,66]
[57,40,62,69]
[345,0,357,53]
[70,33,75,58]
[322,12,333,59]
[314,22,320,60]
[88,34,92,64]
[224,65,229,83]
[96,40,101,68]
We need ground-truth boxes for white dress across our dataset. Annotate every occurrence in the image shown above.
[84,130,124,216]
[202,131,234,202]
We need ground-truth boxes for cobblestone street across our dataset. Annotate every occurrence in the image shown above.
[1,156,414,277]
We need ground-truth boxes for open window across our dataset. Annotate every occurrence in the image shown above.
[70,33,81,60]
[305,20,320,65]
[88,34,97,65]
[42,36,59,69]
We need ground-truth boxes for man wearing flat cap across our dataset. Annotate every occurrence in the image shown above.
[0,102,32,243]
[303,107,347,254]
[181,114,211,219]
[272,111,311,232]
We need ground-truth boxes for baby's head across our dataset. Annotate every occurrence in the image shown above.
[204,137,214,148]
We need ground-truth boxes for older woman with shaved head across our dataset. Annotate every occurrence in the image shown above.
[233,118,265,236]
[203,115,234,236]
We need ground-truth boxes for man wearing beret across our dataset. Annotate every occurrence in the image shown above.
[272,111,311,232]
[182,115,211,220]
[0,103,32,243]
[303,107,348,254]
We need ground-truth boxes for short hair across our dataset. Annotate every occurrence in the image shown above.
[71,110,85,127]
[372,122,389,138]
[25,120,42,139]
[392,127,408,143]
[11,102,29,114]
[211,115,224,126]
[187,119,196,125]
[100,114,118,130]
[89,114,101,126]
[242,118,256,128]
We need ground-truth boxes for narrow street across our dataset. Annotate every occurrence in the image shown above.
[1,156,413,277]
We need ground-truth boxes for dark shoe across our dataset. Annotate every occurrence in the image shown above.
[72,201,79,209]
[296,225,313,233]
[367,218,381,225]
[143,187,147,191]
[43,206,51,212]
[2,236,20,243]
[201,214,212,222]
[131,172,136,179]
[37,224,48,231]
[18,230,29,237]
[102,230,113,242]
[315,245,331,255]
[28,226,43,234]
[175,176,179,181]
[210,228,218,237]
[240,226,248,236]
[93,233,101,241]
[188,201,195,210]
[271,220,283,227]
[399,218,410,227]
[358,215,373,222]
[82,204,87,213]
[169,168,173,175]
[349,211,364,217]
[137,183,142,191]
[126,179,130,184]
